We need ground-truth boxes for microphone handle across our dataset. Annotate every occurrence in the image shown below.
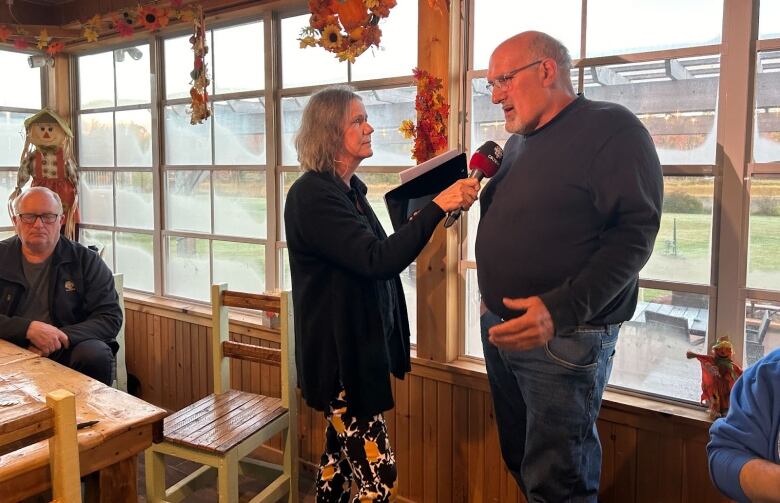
[443,208,461,228]
[443,169,485,228]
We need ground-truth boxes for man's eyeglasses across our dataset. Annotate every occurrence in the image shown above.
[16,213,61,224]
[486,60,543,92]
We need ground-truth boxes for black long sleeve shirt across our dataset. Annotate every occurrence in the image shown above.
[476,96,663,329]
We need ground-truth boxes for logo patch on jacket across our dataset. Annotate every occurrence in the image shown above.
[64,280,76,293]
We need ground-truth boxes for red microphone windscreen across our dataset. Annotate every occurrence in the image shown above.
[469,141,503,178]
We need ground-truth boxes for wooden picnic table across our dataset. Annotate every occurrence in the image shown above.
[633,301,709,337]
[0,340,166,502]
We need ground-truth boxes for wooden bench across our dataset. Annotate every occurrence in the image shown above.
[144,284,298,502]
[0,388,81,503]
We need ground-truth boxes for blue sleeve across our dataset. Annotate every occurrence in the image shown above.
[707,350,780,502]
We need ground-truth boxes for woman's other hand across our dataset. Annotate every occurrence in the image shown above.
[432,177,480,212]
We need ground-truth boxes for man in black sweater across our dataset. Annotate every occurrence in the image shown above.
[475,31,663,502]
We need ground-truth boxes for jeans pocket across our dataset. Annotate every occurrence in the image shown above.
[544,330,602,371]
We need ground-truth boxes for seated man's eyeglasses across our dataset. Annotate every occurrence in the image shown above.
[486,60,544,92]
[16,213,61,224]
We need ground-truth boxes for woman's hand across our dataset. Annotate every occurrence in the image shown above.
[432,177,480,212]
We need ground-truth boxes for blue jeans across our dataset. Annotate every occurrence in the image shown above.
[481,310,618,503]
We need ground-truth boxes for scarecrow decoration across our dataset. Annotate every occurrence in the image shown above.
[9,108,80,240]
[686,336,744,419]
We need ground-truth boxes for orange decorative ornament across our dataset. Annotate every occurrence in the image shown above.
[299,0,396,63]
[331,0,368,31]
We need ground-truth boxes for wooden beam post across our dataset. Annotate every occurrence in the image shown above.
[415,0,457,363]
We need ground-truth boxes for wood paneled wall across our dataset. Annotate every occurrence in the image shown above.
[125,303,730,503]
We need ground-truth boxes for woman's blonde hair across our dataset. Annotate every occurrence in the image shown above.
[295,85,360,174]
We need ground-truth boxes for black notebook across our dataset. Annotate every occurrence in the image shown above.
[384,150,468,231]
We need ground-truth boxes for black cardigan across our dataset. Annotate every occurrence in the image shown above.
[284,171,444,417]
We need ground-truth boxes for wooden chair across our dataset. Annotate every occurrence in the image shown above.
[144,284,298,502]
[112,273,128,392]
[746,311,771,366]
[0,389,81,503]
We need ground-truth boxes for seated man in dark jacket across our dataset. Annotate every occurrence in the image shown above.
[0,187,121,384]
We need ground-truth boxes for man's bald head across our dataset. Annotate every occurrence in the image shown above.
[493,31,573,90]
[13,186,64,215]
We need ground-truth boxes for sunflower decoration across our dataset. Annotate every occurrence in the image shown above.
[138,6,170,32]
[299,0,397,63]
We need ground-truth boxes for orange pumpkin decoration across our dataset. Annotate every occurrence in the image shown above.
[330,0,368,31]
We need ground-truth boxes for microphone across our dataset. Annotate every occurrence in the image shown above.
[443,141,503,228]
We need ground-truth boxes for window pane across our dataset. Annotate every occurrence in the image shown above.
[213,22,264,94]
[359,172,397,235]
[587,0,723,57]
[79,112,114,167]
[280,171,302,240]
[747,179,780,290]
[280,96,307,165]
[213,240,264,294]
[79,52,114,109]
[117,231,153,292]
[116,109,152,167]
[402,264,417,344]
[116,171,153,229]
[166,236,209,301]
[115,45,151,106]
[753,50,780,162]
[165,105,211,165]
[760,0,780,40]
[214,170,266,238]
[358,87,415,166]
[165,35,213,100]
[213,99,265,165]
[0,171,17,227]
[641,177,714,284]
[280,248,291,291]
[0,50,41,109]
[80,171,114,226]
[166,170,211,232]
[465,268,483,358]
[281,14,347,88]
[351,0,417,81]
[745,299,780,367]
[610,288,710,402]
[0,112,27,167]
[465,199,481,261]
[473,0,581,69]
[583,57,719,165]
[80,228,114,270]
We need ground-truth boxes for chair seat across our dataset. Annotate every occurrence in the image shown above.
[163,389,286,455]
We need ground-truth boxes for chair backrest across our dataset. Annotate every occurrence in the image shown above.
[112,273,128,392]
[645,310,689,332]
[210,283,296,410]
[0,389,81,503]
[757,311,771,344]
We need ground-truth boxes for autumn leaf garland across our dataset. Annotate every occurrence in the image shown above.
[0,2,200,55]
[399,68,450,163]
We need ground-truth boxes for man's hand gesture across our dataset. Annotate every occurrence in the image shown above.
[26,321,69,356]
[488,296,555,351]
